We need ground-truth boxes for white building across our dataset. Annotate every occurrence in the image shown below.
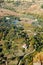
[22,44,27,49]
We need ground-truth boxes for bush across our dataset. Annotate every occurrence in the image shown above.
[11,56,16,60]
[41,4,43,8]
[5,41,12,49]
[0,53,4,57]
[0,48,3,52]
[13,1,21,6]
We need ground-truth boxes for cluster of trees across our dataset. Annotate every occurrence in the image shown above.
[0,16,30,65]
[0,16,43,65]
[33,32,43,51]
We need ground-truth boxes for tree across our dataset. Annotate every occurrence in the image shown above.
[33,32,43,51]
[41,4,43,9]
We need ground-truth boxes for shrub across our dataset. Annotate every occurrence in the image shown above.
[13,1,21,6]
[11,56,16,60]
[0,48,3,52]
[41,4,43,8]
[0,53,4,57]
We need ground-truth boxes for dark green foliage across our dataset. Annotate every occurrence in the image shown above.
[0,53,4,57]
[0,16,43,65]
[13,1,21,6]
[3,56,7,60]
[11,56,16,60]
[2,60,5,64]
[21,32,27,38]
[41,4,43,8]
[33,32,43,51]
[5,41,12,49]
[0,48,3,52]
[0,44,3,46]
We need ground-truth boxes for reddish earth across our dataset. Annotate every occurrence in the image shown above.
[0,4,43,18]
[26,4,43,15]
[0,8,20,18]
